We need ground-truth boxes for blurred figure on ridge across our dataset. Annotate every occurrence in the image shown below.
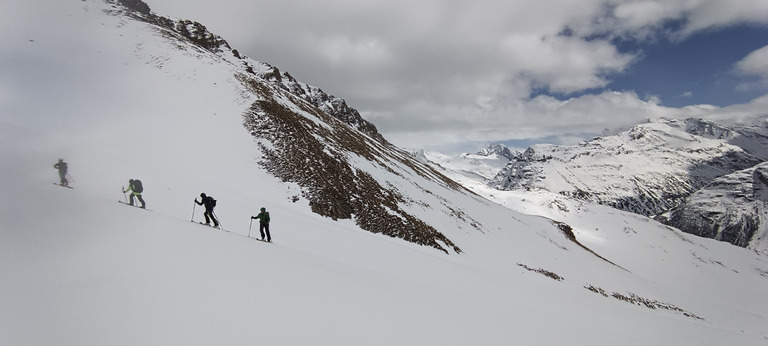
[53,158,69,186]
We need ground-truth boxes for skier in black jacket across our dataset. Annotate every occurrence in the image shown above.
[195,193,219,227]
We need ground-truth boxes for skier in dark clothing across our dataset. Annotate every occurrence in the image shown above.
[195,193,219,227]
[53,159,68,186]
[251,207,271,242]
[123,179,146,208]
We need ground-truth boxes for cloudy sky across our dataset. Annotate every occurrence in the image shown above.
[18,1,768,153]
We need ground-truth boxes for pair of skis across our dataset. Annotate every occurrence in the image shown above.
[119,185,150,211]
[191,220,272,243]
[192,221,227,232]
[118,200,151,211]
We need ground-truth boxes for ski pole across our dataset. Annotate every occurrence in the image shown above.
[66,173,75,183]
[191,200,197,222]
[212,210,222,229]
[248,218,253,238]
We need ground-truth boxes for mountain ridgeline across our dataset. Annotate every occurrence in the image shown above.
[114,0,386,145]
[112,0,484,254]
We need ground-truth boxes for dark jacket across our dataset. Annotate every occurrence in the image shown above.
[254,211,270,224]
[124,180,143,194]
[54,161,68,173]
[196,195,215,210]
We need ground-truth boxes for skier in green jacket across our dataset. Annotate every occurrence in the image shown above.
[123,179,146,209]
[251,207,271,242]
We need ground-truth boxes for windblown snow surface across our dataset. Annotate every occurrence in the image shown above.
[1,1,767,345]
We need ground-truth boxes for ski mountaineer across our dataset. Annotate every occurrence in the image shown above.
[251,207,271,242]
[53,158,68,186]
[123,179,146,209]
[195,193,219,228]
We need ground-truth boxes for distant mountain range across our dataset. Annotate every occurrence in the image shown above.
[491,118,765,216]
[422,117,768,250]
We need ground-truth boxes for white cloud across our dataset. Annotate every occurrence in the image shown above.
[10,0,767,153]
[565,0,768,41]
[735,45,768,82]
[681,0,768,35]
[310,36,394,68]
[500,34,635,93]
[381,91,688,151]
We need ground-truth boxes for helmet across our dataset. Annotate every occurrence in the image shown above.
[200,193,207,198]
[129,179,134,183]
[260,207,266,211]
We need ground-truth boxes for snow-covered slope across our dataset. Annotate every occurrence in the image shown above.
[491,118,765,216]
[94,0,493,254]
[658,162,768,251]
[2,1,768,345]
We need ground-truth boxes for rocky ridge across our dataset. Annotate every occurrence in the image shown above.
[114,0,386,144]
[657,163,768,251]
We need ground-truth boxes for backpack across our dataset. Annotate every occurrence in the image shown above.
[209,196,217,208]
[133,179,144,193]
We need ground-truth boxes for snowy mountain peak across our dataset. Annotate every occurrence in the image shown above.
[683,117,736,140]
[417,144,516,182]
[491,118,766,216]
[475,143,515,160]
